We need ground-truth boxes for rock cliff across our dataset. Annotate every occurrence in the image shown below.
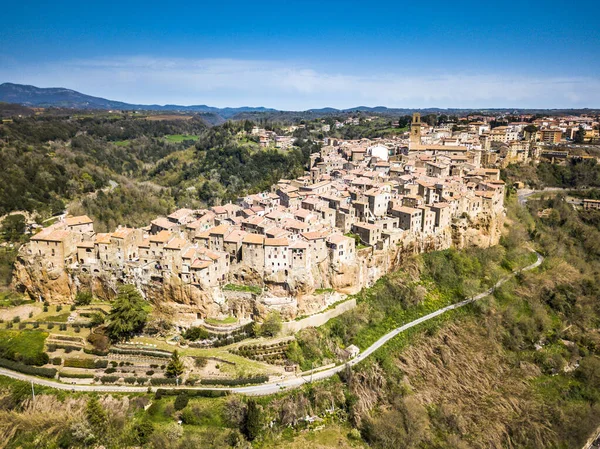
[12,212,503,322]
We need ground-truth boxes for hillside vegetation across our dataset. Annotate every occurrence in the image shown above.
[2,191,600,448]
[0,112,316,230]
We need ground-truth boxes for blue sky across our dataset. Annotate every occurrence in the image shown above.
[1,0,599,109]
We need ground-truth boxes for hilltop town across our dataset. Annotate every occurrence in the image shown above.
[14,113,513,323]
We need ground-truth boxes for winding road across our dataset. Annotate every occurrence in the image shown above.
[0,252,544,396]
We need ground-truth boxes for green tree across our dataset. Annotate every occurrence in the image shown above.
[85,396,108,436]
[1,214,26,242]
[165,350,185,378]
[574,126,586,144]
[132,419,155,445]
[174,392,189,411]
[106,285,148,342]
[261,311,282,337]
[244,399,261,441]
[75,290,93,306]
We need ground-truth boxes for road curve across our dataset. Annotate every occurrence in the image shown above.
[0,252,544,396]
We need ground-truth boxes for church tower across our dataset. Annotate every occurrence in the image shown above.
[410,112,422,146]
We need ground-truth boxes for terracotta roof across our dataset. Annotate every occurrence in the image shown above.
[151,217,177,229]
[112,227,134,239]
[94,233,112,244]
[243,234,265,245]
[209,224,230,236]
[149,230,172,243]
[191,259,212,270]
[164,238,188,250]
[168,208,193,220]
[264,237,289,247]
[327,234,349,245]
[65,215,93,226]
[224,230,247,243]
[301,231,328,240]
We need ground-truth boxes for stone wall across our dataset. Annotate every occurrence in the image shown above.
[282,297,357,334]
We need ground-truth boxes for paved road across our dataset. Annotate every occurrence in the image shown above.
[0,252,544,396]
[517,188,571,205]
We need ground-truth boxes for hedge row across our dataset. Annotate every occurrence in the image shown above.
[63,358,106,369]
[150,377,178,386]
[47,343,82,353]
[110,348,172,358]
[98,375,120,383]
[59,372,94,379]
[155,388,228,398]
[200,375,268,386]
[51,335,82,343]
[0,357,57,378]
[83,348,109,356]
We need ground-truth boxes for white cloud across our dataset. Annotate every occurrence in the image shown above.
[1,56,599,109]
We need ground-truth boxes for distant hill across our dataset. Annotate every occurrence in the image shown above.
[0,83,276,119]
[2,82,598,119]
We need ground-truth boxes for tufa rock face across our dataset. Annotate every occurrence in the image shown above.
[12,255,75,303]
[12,213,503,321]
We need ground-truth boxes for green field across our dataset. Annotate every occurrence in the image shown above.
[223,283,262,295]
[164,134,199,143]
[0,329,48,365]
[204,316,237,326]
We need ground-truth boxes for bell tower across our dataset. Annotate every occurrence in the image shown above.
[410,112,422,146]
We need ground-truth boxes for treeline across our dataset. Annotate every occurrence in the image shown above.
[70,182,175,232]
[0,114,208,144]
[150,121,319,205]
[504,158,600,189]
[0,111,318,219]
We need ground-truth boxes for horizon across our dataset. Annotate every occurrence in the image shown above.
[3,81,599,112]
[1,1,599,109]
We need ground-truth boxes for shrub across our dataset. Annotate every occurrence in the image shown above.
[183,326,210,341]
[43,306,48,312]
[154,388,227,398]
[136,377,148,385]
[47,323,54,330]
[33,322,39,329]
[124,377,137,384]
[94,360,108,369]
[18,323,26,330]
[100,375,119,383]
[105,367,116,374]
[63,358,95,369]
[70,304,76,311]
[83,347,109,356]
[12,316,20,323]
[146,370,155,376]
[150,377,178,386]
[52,357,62,365]
[0,357,57,378]
[56,305,62,312]
[194,357,208,368]
[180,406,201,425]
[75,291,93,306]
[60,371,94,379]
[174,393,189,411]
